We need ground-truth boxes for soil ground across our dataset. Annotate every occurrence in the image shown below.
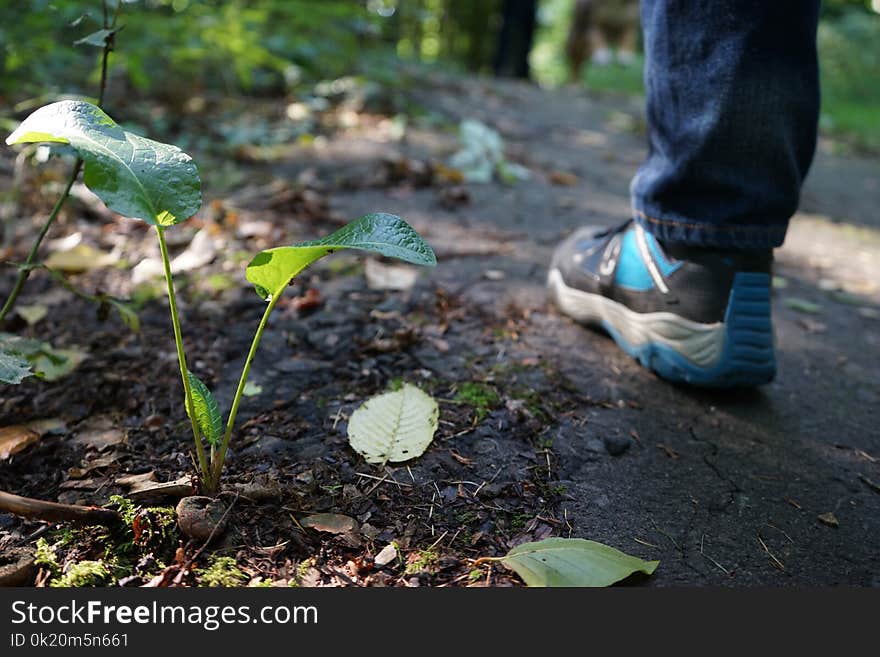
[1,73,878,587]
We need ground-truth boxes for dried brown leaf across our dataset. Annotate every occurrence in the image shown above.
[0,425,41,460]
[300,513,359,535]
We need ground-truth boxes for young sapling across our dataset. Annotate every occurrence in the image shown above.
[5,101,437,495]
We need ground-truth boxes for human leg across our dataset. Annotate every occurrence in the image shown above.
[548,1,821,386]
[633,0,820,248]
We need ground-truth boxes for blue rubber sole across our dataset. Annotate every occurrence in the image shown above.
[601,272,776,387]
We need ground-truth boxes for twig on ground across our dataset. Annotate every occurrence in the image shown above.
[699,534,730,576]
[0,490,120,527]
[355,471,411,491]
[757,534,785,571]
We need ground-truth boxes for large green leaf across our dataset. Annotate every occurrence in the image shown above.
[186,371,223,447]
[500,538,659,587]
[246,213,436,299]
[5,100,200,226]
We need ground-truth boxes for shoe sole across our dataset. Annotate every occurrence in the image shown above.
[547,268,776,387]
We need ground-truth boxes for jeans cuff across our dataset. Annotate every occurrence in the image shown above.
[633,207,788,249]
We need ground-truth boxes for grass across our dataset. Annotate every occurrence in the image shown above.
[454,381,501,423]
[582,56,645,96]
[405,549,440,575]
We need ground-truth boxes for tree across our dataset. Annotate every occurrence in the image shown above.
[493,0,538,79]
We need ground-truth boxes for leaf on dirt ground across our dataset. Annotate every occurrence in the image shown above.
[798,318,827,334]
[548,170,579,186]
[364,258,419,291]
[0,425,40,460]
[44,244,118,273]
[300,513,359,534]
[347,383,439,465]
[242,381,262,397]
[500,537,659,587]
[0,418,64,459]
[817,512,839,528]
[784,297,822,314]
[30,347,87,382]
[186,371,223,447]
[6,100,201,226]
[0,333,86,382]
[0,342,32,384]
[131,258,166,285]
[448,119,530,184]
[115,472,158,488]
[171,229,217,273]
[26,418,67,435]
[71,417,126,451]
[246,213,436,300]
[67,453,116,479]
[828,290,863,306]
[121,473,195,501]
[15,304,48,326]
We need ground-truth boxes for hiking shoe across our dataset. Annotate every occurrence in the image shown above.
[547,220,776,387]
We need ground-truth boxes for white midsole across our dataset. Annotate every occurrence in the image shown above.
[547,268,725,367]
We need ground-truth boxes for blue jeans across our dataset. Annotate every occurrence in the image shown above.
[631,0,820,249]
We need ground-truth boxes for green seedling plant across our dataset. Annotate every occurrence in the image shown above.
[5,100,436,495]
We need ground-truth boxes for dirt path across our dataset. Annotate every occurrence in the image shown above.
[1,74,878,586]
[324,76,880,585]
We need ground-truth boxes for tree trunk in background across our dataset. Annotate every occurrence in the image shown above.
[454,0,498,72]
[493,0,537,79]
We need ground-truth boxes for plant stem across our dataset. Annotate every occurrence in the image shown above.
[210,293,281,488]
[155,225,210,487]
[0,161,82,323]
[0,3,115,324]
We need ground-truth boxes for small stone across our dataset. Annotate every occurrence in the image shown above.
[0,547,35,586]
[817,512,839,528]
[584,438,605,454]
[603,434,632,457]
[374,543,398,567]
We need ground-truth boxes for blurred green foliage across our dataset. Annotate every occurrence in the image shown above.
[818,7,880,150]
[0,0,384,102]
[0,0,877,150]
[0,0,507,104]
